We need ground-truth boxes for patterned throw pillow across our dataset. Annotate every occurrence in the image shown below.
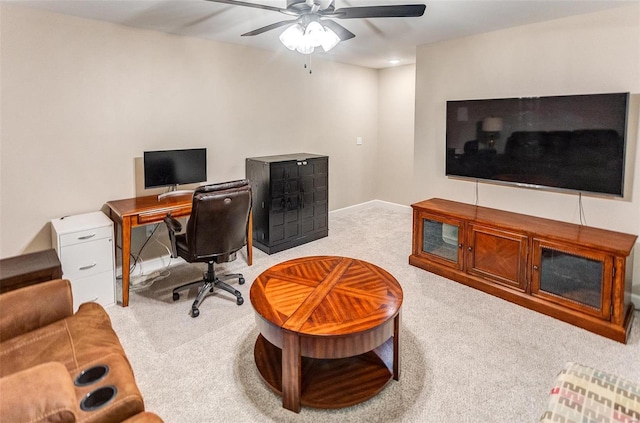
[539,362,640,423]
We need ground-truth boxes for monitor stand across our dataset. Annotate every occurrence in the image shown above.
[157,185,194,201]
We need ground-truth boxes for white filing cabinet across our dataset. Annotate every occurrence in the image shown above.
[51,211,115,310]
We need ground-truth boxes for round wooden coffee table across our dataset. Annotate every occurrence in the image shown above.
[250,256,403,413]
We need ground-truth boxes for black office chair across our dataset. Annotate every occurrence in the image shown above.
[164,179,252,318]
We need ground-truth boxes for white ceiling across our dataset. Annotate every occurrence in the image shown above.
[12,0,637,69]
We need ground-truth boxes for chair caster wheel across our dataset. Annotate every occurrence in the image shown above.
[239,277,245,285]
[237,297,244,305]
[191,308,200,318]
[173,292,180,301]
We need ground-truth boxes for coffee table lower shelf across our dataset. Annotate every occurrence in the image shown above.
[253,334,394,409]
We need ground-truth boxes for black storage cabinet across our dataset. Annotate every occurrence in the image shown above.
[246,153,328,254]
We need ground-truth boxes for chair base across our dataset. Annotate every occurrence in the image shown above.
[172,261,244,318]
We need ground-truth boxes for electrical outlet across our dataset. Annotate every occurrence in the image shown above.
[356,136,363,145]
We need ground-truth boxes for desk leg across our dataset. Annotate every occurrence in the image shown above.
[247,210,253,266]
[121,216,132,307]
[282,330,301,413]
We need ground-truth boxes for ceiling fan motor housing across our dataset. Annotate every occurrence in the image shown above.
[287,0,334,14]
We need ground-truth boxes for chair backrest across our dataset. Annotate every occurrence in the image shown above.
[184,179,252,262]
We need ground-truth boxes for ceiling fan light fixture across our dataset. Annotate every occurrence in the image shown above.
[304,20,325,47]
[320,26,340,52]
[279,20,340,54]
[295,35,315,54]
[279,23,305,51]
[296,43,315,54]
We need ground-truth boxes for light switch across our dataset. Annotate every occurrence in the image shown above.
[356,137,363,145]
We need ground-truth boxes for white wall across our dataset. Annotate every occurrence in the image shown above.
[376,64,416,205]
[0,4,379,257]
[414,5,640,292]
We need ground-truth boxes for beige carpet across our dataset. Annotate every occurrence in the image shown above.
[106,203,640,422]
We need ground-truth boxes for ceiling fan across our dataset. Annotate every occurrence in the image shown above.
[205,0,426,54]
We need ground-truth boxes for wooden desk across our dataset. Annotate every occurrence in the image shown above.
[105,193,252,307]
[250,256,402,412]
[0,249,63,294]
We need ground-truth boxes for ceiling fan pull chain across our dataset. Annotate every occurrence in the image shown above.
[303,54,313,75]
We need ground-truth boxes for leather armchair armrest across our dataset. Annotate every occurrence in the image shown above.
[163,213,182,258]
[0,362,77,423]
[163,213,182,233]
[0,279,73,342]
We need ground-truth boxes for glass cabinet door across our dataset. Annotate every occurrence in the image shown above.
[417,212,464,270]
[531,240,612,319]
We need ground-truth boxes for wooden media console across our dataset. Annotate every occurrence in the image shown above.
[409,198,636,343]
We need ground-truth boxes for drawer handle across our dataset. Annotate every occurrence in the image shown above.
[79,263,97,271]
[78,234,96,240]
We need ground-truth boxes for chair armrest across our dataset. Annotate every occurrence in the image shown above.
[163,214,182,233]
[0,362,77,423]
[0,279,73,342]
[163,213,182,258]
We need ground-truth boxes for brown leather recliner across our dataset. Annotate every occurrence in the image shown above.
[0,279,162,423]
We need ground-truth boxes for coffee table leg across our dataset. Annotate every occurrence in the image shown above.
[281,330,301,412]
[393,312,401,381]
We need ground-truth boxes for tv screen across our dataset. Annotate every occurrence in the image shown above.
[445,93,628,196]
[143,148,207,189]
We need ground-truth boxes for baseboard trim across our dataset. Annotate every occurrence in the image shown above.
[330,199,411,217]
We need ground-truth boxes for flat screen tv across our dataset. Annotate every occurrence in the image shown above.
[143,148,207,189]
[445,93,629,197]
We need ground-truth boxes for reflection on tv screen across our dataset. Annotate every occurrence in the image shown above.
[445,93,628,196]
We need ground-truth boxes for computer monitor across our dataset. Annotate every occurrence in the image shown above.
[143,148,207,190]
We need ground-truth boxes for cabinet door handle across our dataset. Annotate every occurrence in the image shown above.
[458,244,463,249]
[533,265,539,271]
[78,234,96,240]
[79,263,97,271]
[468,246,473,252]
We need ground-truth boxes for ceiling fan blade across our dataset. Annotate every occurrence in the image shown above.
[322,19,355,41]
[204,0,286,14]
[241,19,298,36]
[326,4,426,19]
